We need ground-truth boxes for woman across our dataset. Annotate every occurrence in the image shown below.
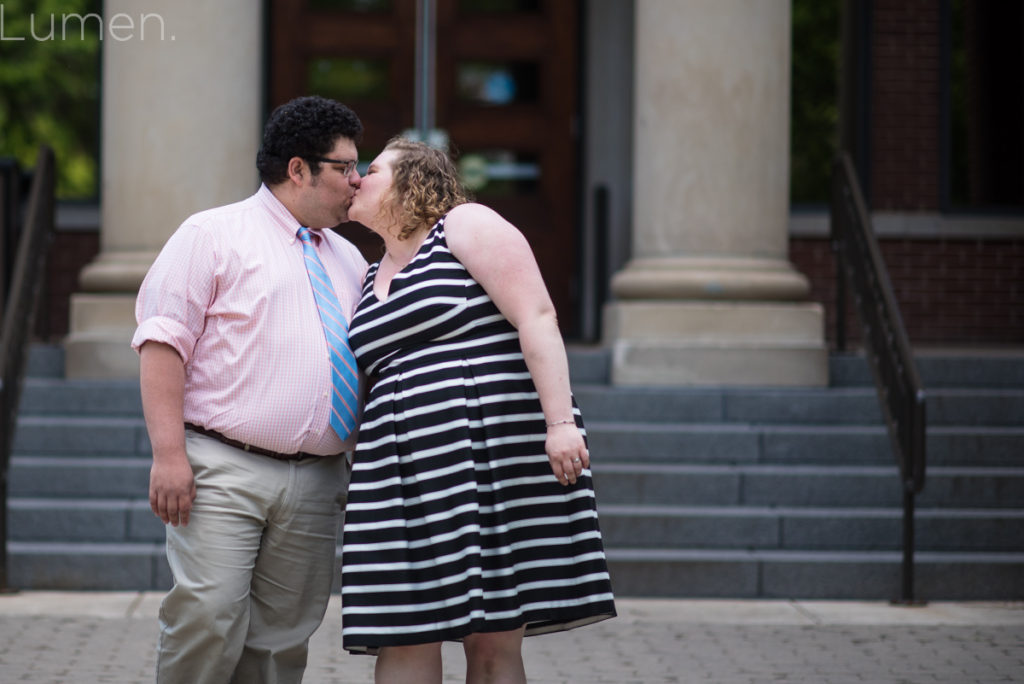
[342,137,616,683]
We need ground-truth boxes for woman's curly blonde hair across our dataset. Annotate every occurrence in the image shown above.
[380,136,471,241]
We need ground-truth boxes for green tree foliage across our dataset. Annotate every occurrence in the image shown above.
[791,0,840,205]
[0,0,101,199]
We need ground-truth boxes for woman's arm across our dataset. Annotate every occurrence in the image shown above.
[444,203,589,486]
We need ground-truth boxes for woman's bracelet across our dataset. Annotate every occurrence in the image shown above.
[546,418,575,427]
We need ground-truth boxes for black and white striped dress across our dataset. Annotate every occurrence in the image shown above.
[340,218,616,654]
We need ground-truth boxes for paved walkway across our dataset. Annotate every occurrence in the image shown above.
[0,593,1022,683]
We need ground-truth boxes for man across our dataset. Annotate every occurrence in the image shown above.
[132,96,368,683]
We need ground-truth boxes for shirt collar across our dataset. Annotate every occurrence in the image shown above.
[256,183,321,245]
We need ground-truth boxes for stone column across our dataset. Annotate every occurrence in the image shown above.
[64,0,263,378]
[604,0,827,386]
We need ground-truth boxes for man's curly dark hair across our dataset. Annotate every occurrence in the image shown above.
[256,96,363,186]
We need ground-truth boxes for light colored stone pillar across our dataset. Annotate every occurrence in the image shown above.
[64,1,263,378]
[604,0,827,386]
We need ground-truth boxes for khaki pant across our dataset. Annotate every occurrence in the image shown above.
[156,430,349,684]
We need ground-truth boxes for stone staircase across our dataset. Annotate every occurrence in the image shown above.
[6,344,1024,599]
[7,345,165,589]
[570,347,1024,600]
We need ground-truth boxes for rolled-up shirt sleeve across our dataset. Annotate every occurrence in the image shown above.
[132,223,217,365]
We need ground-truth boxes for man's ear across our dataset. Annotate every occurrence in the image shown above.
[286,156,307,185]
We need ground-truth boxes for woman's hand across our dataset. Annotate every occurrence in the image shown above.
[546,423,590,486]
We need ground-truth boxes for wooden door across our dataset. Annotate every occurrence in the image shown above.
[269,0,581,334]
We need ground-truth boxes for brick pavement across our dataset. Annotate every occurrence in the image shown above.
[1,593,1022,683]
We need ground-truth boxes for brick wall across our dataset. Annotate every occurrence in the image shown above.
[811,1,1024,348]
[36,231,99,340]
[791,236,1024,347]
[870,0,942,210]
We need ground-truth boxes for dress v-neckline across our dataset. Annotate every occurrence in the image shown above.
[370,225,437,303]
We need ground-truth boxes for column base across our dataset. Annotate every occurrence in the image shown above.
[604,300,828,387]
[64,293,139,379]
[78,250,156,292]
[611,256,812,301]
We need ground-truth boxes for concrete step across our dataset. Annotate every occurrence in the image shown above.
[924,389,1024,426]
[6,541,170,591]
[566,345,610,384]
[20,378,142,416]
[25,343,64,378]
[567,346,1024,390]
[11,456,1022,509]
[11,452,1023,508]
[28,344,1024,389]
[8,498,161,543]
[829,351,1024,389]
[20,378,1024,429]
[12,416,147,456]
[9,539,1022,600]
[597,504,1024,552]
[9,456,151,498]
[586,422,1024,467]
[575,385,1024,427]
[591,464,1024,509]
[18,497,1024,561]
[13,497,1021,554]
[605,548,1024,600]
[14,413,1024,469]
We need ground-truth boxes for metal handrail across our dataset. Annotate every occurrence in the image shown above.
[0,147,56,591]
[830,152,927,604]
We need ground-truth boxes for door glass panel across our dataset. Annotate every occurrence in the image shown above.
[458,150,539,195]
[309,0,392,11]
[308,58,390,100]
[457,61,539,105]
[459,0,540,12]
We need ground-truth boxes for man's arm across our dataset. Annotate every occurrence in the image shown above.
[139,341,196,526]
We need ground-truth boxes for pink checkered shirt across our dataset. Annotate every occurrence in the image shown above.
[132,184,368,456]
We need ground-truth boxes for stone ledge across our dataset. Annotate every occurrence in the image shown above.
[610,342,828,387]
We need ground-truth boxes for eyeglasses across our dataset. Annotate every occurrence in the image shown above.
[307,156,358,176]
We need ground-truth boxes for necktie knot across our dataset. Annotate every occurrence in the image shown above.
[297,226,314,243]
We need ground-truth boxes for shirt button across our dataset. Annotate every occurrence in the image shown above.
[323,392,328,398]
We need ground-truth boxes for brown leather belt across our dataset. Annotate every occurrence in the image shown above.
[185,422,323,461]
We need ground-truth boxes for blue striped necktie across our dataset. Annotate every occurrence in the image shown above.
[297,227,359,441]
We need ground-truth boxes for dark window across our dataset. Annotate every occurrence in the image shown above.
[456,61,539,106]
[947,0,1024,209]
[458,0,540,13]
[308,57,391,101]
[790,0,841,206]
[308,0,392,12]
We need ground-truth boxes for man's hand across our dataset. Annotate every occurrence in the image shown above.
[149,449,196,526]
